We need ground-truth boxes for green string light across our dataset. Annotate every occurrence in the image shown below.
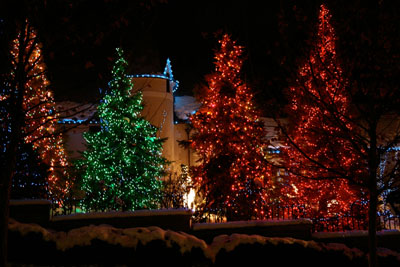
[78,48,168,212]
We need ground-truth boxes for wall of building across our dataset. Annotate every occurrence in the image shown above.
[131,77,175,165]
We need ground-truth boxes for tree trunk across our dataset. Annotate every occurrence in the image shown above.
[0,103,22,265]
[368,122,378,267]
[368,181,378,267]
[0,161,15,266]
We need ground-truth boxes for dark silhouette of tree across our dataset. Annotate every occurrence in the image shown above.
[11,143,49,199]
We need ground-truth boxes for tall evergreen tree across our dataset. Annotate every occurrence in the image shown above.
[9,21,70,203]
[190,34,273,221]
[282,5,363,218]
[79,48,167,212]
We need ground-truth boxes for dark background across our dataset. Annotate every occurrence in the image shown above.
[1,0,399,115]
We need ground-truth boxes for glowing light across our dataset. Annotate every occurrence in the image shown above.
[282,5,364,218]
[10,21,70,204]
[78,48,167,212]
[185,187,196,211]
[190,34,274,221]
[127,58,179,93]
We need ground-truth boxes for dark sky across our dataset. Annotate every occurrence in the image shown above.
[2,0,399,115]
[3,0,312,103]
[39,0,295,102]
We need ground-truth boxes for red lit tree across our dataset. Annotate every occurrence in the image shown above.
[190,34,273,221]
[279,5,400,266]
[9,22,70,204]
[282,4,364,218]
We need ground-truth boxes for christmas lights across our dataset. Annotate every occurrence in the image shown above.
[127,58,179,93]
[282,5,363,218]
[190,34,274,221]
[9,21,70,203]
[78,48,168,212]
[57,118,98,124]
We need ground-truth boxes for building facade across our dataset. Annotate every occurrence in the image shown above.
[58,59,200,176]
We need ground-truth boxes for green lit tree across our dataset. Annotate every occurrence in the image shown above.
[79,48,167,212]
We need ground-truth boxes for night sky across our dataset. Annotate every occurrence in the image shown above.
[2,0,399,115]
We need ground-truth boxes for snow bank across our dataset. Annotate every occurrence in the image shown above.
[377,247,400,260]
[321,242,365,260]
[8,218,400,266]
[193,218,312,231]
[203,233,368,264]
[8,219,53,240]
[52,208,193,222]
[9,218,206,254]
[11,219,394,266]
[205,234,310,262]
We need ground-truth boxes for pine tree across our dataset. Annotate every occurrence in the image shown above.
[79,48,167,212]
[9,21,70,204]
[11,143,49,199]
[190,34,272,221]
[283,5,363,218]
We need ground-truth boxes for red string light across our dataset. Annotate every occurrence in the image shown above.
[11,22,70,204]
[190,34,273,220]
[282,5,365,218]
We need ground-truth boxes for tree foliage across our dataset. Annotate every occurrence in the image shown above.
[190,34,275,221]
[9,22,71,203]
[278,4,400,267]
[282,4,364,218]
[79,48,167,212]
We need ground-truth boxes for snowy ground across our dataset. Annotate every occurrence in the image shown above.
[7,219,400,266]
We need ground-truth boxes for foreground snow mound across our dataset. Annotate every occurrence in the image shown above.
[206,234,368,266]
[8,219,209,266]
[8,219,400,266]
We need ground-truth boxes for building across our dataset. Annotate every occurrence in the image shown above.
[58,59,202,175]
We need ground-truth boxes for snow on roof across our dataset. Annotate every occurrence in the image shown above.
[174,95,201,120]
[9,199,52,206]
[56,101,98,123]
[52,208,193,222]
[192,219,313,231]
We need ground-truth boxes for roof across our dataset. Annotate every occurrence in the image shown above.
[127,58,180,93]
